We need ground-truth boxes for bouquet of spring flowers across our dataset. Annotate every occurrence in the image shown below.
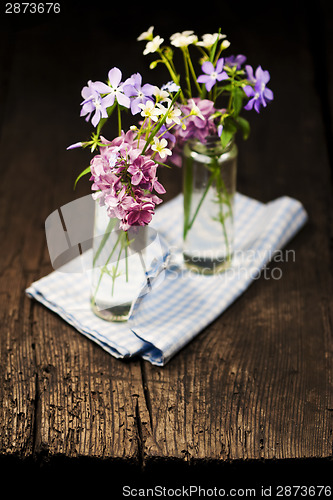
[68,68,184,230]
[138,27,274,155]
[67,65,202,318]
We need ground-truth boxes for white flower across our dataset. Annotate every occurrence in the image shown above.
[188,99,205,121]
[156,101,171,114]
[151,137,172,159]
[138,100,163,122]
[143,35,164,55]
[196,33,227,48]
[153,86,170,102]
[137,26,154,41]
[165,105,182,125]
[221,40,231,50]
[170,31,198,48]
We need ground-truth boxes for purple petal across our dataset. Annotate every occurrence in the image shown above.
[245,65,255,82]
[244,98,255,111]
[216,58,224,73]
[243,85,255,98]
[201,61,215,75]
[204,77,216,92]
[216,71,228,81]
[108,67,122,87]
[130,97,144,115]
[66,142,83,150]
[153,180,166,194]
[123,84,137,97]
[197,75,210,84]
[93,81,113,94]
[102,93,115,108]
[116,92,130,108]
[254,98,261,113]
[91,109,101,127]
[141,83,155,96]
[264,88,274,101]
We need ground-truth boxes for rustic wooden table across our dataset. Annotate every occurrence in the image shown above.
[0,0,332,492]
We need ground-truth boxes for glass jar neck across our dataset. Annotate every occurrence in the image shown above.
[188,135,234,157]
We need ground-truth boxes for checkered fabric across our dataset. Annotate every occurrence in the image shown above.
[26,192,308,366]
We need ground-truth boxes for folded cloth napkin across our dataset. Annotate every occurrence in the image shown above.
[26,192,308,366]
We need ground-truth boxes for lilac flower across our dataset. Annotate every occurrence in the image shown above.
[243,66,274,113]
[176,98,217,142]
[95,67,131,109]
[224,54,247,70]
[197,58,228,92]
[126,201,155,227]
[123,73,155,115]
[105,187,134,220]
[80,81,109,127]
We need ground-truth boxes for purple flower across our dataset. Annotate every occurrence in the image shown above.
[224,54,247,70]
[123,73,155,115]
[243,66,274,113]
[126,201,155,227]
[80,81,109,127]
[176,98,217,142]
[197,58,228,92]
[95,67,131,109]
[105,186,134,220]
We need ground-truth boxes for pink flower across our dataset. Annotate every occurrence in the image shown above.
[126,201,155,227]
[105,187,135,220]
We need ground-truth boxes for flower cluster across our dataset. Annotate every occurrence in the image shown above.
[68,67,184,231]
[138,27,274,148]
[89,131,166,230]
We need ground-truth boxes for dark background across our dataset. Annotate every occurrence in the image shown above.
[1,0,332,206]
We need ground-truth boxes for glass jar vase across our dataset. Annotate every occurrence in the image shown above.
[90,201,148,322]
[182,136,237,274]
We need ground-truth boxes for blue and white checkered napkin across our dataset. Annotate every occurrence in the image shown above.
[26,192,308,366]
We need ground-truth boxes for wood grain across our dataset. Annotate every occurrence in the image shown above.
[0,3,332,478]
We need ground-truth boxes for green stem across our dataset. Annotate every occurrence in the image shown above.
[214,167,232,262]
[111,233,125,296]
[125,232,129,282]
[158,50,186,104]
[91,229,122,304]
[93,217,117,267]
[182,48,192,98]
[184,175,213,239]
[186,47,202,96]
[117,103,122,136]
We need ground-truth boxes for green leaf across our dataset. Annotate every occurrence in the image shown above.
[73,166,91,190]
[236,116,251,140]
[220,117,237,149]
[232,87,245,116]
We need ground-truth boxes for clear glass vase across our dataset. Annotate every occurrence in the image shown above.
[182,136,237,274]
[90,202,148,322]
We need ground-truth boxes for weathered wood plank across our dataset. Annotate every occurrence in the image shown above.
[0,29,40,458]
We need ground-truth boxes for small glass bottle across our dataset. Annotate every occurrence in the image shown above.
[182,136,237,274]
